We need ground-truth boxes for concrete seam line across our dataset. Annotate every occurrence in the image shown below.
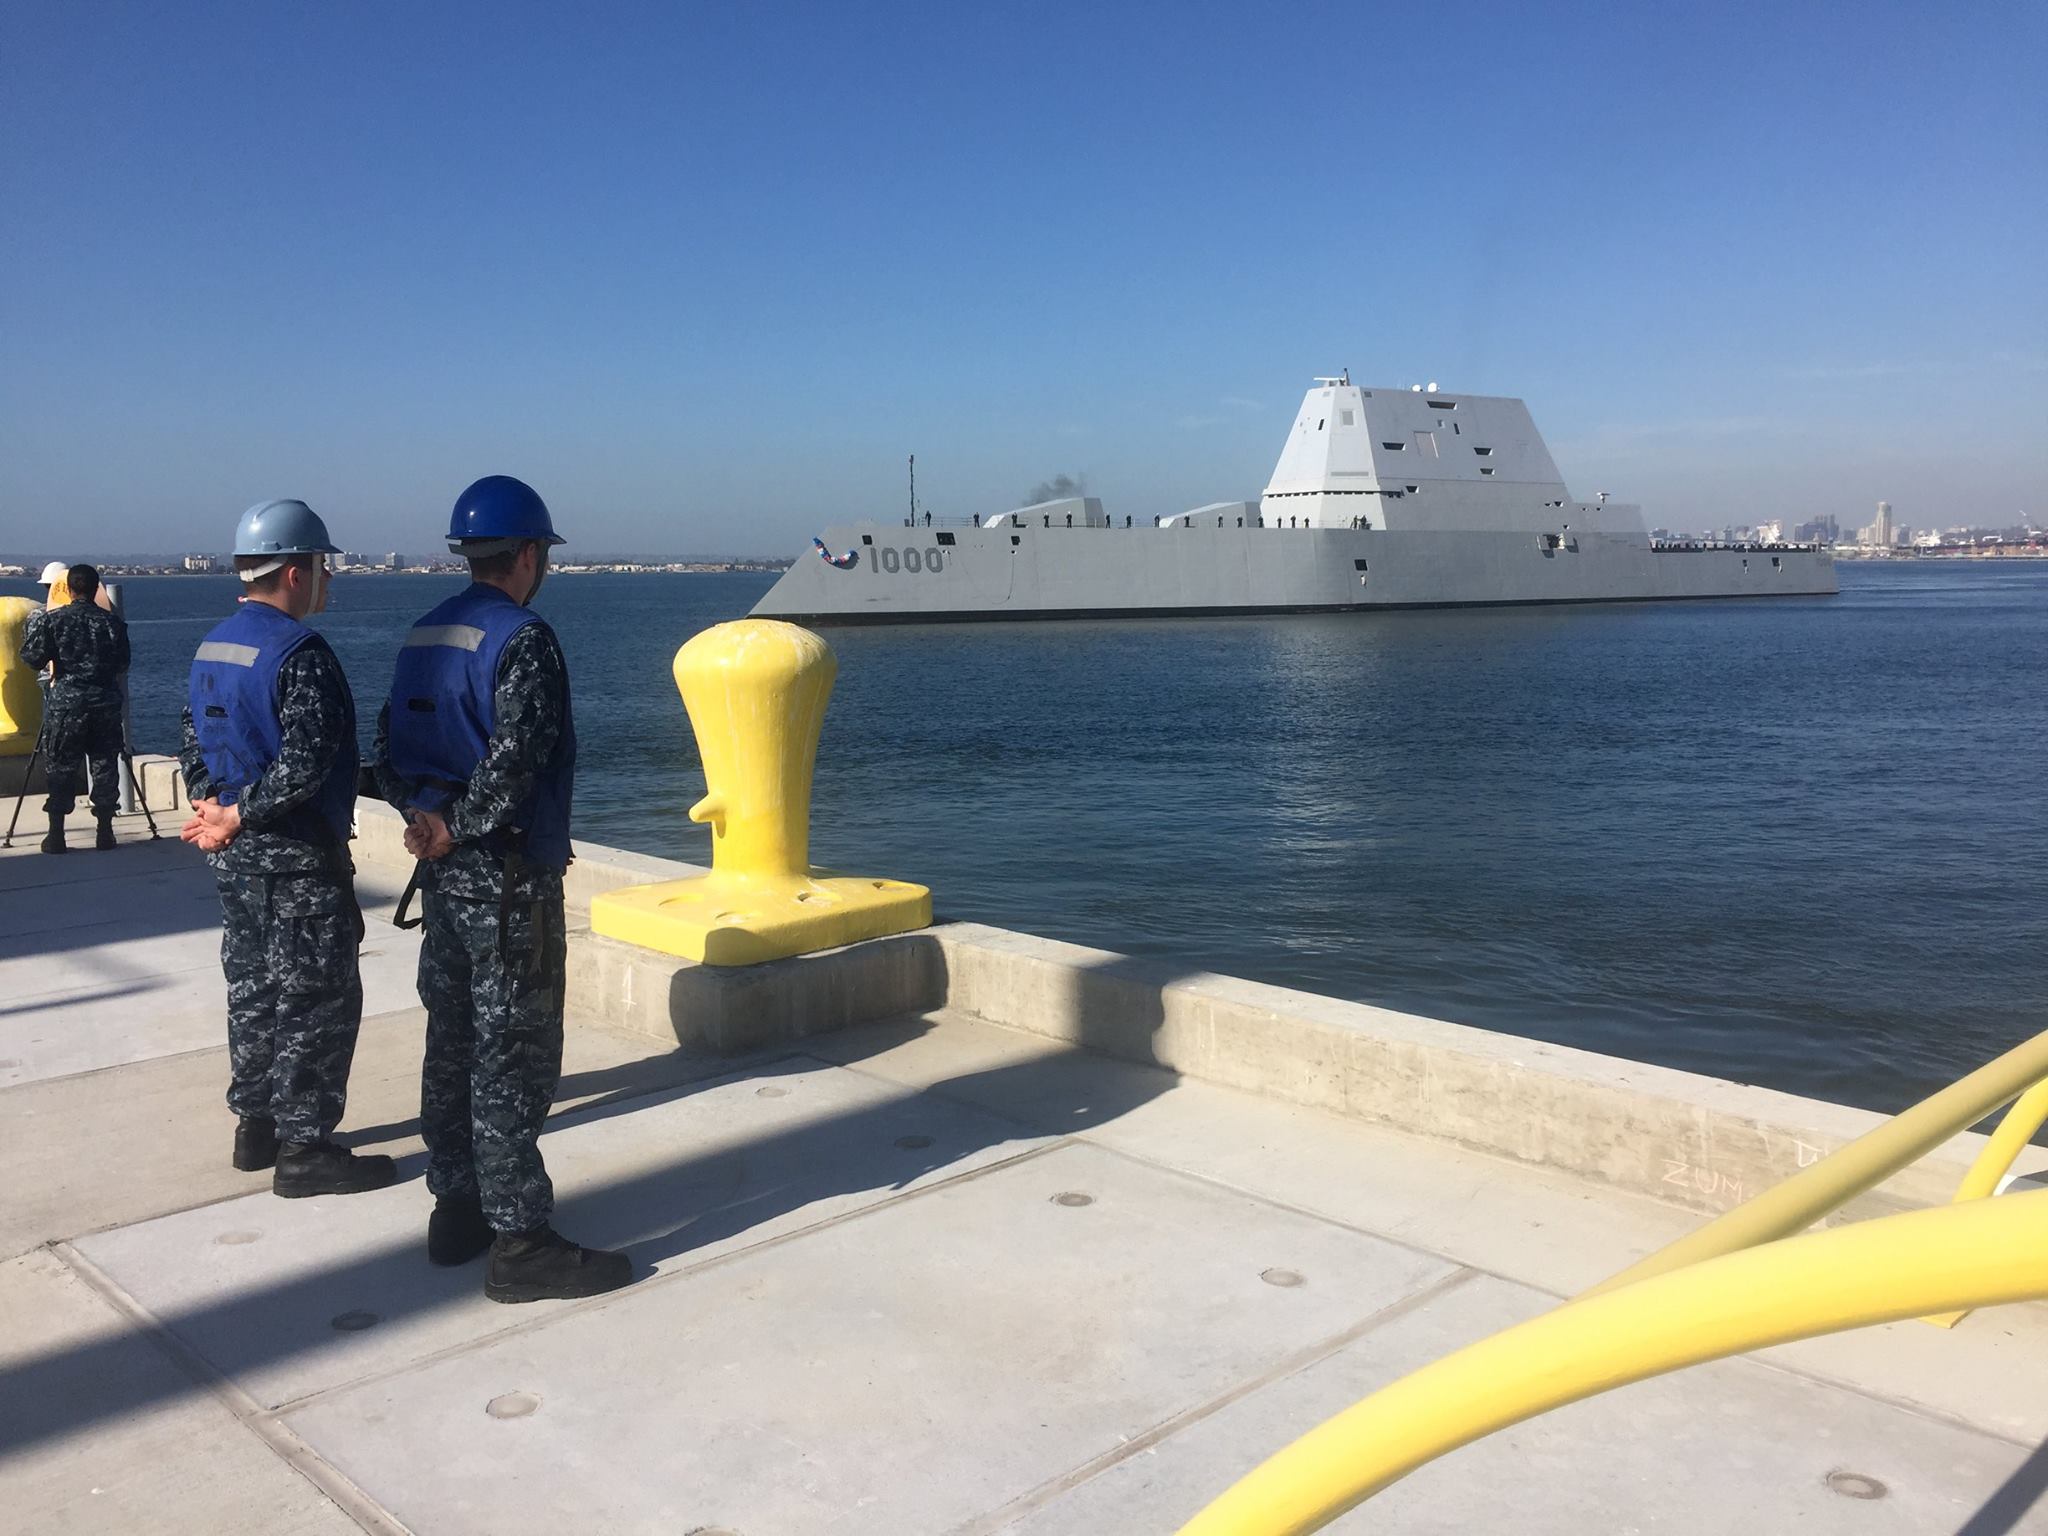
[948,1268,1486,1536]
[0,955,227,1003]
[48,1240,416,1536]
[1071,1136,1566,1294]
[10,1036,704,1280]
[0,1040,230,1091]
[259,1138,1079,1419]
[1735,1341,2041,1453]
[0,866,203,896]
[0,998,434,1090]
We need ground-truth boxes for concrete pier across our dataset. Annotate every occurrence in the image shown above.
[4,783,2045,1533]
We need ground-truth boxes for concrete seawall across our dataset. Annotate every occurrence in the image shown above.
[132,757,2045,1224]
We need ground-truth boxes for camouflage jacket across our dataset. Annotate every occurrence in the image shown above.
[19,601,129,714]
[179,642,356,875]
[373,620,569,905]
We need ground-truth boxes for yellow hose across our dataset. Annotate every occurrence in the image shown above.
[1584,1026,2048,1299]
[1952,1077,2048,1204]
[1177,1190,2048,1536]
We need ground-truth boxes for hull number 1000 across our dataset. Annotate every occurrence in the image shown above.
[873,546,945,575]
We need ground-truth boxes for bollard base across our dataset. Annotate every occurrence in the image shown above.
[591,870,932,966]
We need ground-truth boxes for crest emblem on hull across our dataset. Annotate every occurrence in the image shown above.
[812,537,859,570]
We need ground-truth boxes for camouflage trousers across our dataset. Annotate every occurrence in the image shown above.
[416,888,566,1234]
[217,867,365,1142]
[43,701,122,816]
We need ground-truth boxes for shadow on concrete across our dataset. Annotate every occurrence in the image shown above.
[0,833,407,967]
[1955,1433,2048,1535]
[0,838,218,961]
[336,1041,791,1150]
[0,978,169,1020]
[0,946,1189,1460]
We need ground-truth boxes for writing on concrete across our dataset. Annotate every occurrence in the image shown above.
[1662,1159,1745,1204]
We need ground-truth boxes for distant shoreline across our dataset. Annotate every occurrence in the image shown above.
[0,563,792,581]
[1830,547,2048,560]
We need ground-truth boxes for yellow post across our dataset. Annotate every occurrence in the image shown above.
[1176,1190,2048,1536]
[676,619,836,879]
[1582,1024,2048,1299]
[1923,1075,2048,1327]
[0,596,43,757]
[590,619,930,965]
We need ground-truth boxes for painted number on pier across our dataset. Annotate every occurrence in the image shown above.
[873,546,944,575]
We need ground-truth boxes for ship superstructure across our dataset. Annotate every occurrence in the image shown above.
[752,377,1836,623]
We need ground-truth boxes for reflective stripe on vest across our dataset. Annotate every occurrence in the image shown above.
[194,641,260,666]
[403,624,487,652]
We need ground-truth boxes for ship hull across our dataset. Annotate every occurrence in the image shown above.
[753,524,1838,624]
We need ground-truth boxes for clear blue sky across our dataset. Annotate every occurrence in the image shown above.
[3,1,2042,558]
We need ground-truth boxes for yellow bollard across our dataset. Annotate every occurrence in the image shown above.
[590,619,930,965]
[0,596,44,757]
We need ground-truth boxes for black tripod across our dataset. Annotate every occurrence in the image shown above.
[120,741,164,840]
[2,716,49,850]
[2,710,161,849]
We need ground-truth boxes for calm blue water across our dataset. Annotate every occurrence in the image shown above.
[9,563,2044,1114]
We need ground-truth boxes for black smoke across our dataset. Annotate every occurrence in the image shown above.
[1026,473,1086,504]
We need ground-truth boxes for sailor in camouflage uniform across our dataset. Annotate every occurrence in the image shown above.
[179,500,396,1197]
[18,564,129,853]
[375,475,630,1303]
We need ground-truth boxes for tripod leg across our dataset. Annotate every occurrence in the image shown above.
[120,750,161,838]
[4,740,45,850]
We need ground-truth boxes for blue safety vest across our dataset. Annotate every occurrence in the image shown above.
[188,601,359,846]
[383,583,576,871]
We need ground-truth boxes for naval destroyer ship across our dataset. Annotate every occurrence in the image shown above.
[752,375,1837,623]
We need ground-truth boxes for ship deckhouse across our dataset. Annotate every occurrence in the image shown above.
[1259,376,1644,538]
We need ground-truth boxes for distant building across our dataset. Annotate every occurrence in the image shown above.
[382,552,406,571]
[182,553,220,573]
[333,550,365,571]
[1862,500,1895,548]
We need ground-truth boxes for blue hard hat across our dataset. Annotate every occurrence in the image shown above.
[447,476,565,547]
[235,499,341,557]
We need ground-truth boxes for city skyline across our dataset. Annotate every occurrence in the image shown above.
[4,3,2043,558]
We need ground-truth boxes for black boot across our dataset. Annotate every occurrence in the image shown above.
[485,1225,632,1304]
[273,1139,398,1198]
[95,812,116,851]
[40,813,65,854]
[427,1195,493,1267]
[233,1116,280,1172]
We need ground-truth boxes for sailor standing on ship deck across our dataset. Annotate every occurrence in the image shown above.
[179,500,396,1197]
[373,475,630,1303]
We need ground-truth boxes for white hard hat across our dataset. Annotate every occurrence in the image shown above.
[38,561,69,584]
